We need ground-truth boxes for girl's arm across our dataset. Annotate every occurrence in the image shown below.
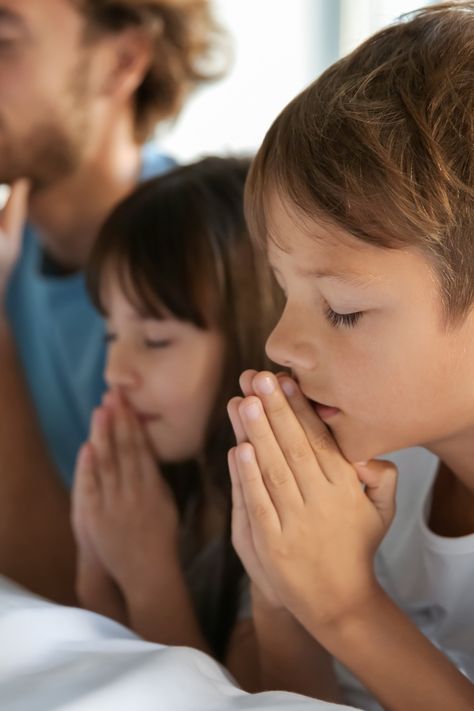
[123,561,211,653]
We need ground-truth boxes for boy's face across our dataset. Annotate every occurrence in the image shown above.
[265,193,474,463]
[0,0,122,188]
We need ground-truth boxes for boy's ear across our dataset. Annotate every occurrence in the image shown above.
[100,27,153,101]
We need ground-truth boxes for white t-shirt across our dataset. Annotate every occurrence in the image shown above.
[337,447,474,710]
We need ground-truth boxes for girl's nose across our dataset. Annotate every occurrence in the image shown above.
[104,345,140,390]
[265,303,317,371]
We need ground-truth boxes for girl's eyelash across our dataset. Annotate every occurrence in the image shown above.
[145,339,172,349]
[324,307,363,328]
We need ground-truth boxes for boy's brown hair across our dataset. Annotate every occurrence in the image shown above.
[246,1,474,325]
[75,0,227,141]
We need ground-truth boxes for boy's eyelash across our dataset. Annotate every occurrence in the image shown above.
[324,307,363,328]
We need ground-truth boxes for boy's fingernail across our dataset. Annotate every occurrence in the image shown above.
[243,401,261,420]
[255,375,275,395]
[238,444,254,463]
[281,379,296,397]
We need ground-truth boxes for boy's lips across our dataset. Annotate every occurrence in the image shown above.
[292,381,340,420]
[311,401,341,420]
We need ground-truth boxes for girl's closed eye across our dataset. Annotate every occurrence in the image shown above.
[144,338,172,349]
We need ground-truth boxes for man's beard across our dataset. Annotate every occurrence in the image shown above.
[0,55,91,190]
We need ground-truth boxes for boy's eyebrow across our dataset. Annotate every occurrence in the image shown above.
[297,266,373,285]
[270,260,377,287]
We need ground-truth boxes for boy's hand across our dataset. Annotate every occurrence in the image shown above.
[228,370,397,635]
[72,390,179,597]
[0,181,30,298]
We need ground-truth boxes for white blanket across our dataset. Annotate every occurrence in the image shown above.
[0,576,360,711]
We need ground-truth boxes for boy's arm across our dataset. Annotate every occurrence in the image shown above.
[315,585,474,711]
[251,586,344,702]
[0,313,76,603]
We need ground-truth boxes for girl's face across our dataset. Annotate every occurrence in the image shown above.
[102,274,225,463]
[265,194,474,463]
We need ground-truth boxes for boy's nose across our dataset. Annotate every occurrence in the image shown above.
[265,304,317,371]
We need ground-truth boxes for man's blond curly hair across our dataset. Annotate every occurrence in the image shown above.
[76,0,228,141]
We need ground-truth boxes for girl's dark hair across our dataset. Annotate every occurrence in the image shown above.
[87,156,281,658]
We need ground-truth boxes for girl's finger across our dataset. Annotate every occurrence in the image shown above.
[90,406,118,496]
[238,396,304,522]
[126,407,158,485]
[235,442,282,536]
[227,396,247,444]
[108,391,139,489]
[354,460,398,529]
[72,443,100,524]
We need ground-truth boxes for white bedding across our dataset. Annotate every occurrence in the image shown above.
[0,576,360,711]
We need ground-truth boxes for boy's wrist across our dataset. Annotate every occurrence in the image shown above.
[309,580,389,652]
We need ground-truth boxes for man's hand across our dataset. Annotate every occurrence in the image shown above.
[0,181,30,298]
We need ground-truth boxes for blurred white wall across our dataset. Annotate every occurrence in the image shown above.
[156,0,437,162]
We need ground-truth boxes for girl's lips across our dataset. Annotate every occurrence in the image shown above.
[135,412,161,424]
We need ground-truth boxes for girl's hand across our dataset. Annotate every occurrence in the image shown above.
[229,370,397,635]
[73,390,179,596]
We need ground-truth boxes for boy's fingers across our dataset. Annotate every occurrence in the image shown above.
[227,396,247,444]
[235,442,282,536]
[239,369,258,397]
[278,376,354,485]
[238,396,304,521]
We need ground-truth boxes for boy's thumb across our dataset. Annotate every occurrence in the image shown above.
[353,459,398,529]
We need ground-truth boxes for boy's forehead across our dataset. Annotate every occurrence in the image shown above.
[265,191,366,272]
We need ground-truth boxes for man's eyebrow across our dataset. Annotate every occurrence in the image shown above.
[0,7,27,30]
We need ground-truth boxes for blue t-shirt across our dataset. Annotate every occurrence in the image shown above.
[6,145,174,488]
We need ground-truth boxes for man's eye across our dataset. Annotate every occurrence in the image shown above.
[145,339,172,349]
[324,307,363,329]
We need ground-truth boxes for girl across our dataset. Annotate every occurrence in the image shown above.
[71,157,280,690]
[227,3,474,710]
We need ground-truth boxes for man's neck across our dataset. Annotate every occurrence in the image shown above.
[29,129,143,272]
